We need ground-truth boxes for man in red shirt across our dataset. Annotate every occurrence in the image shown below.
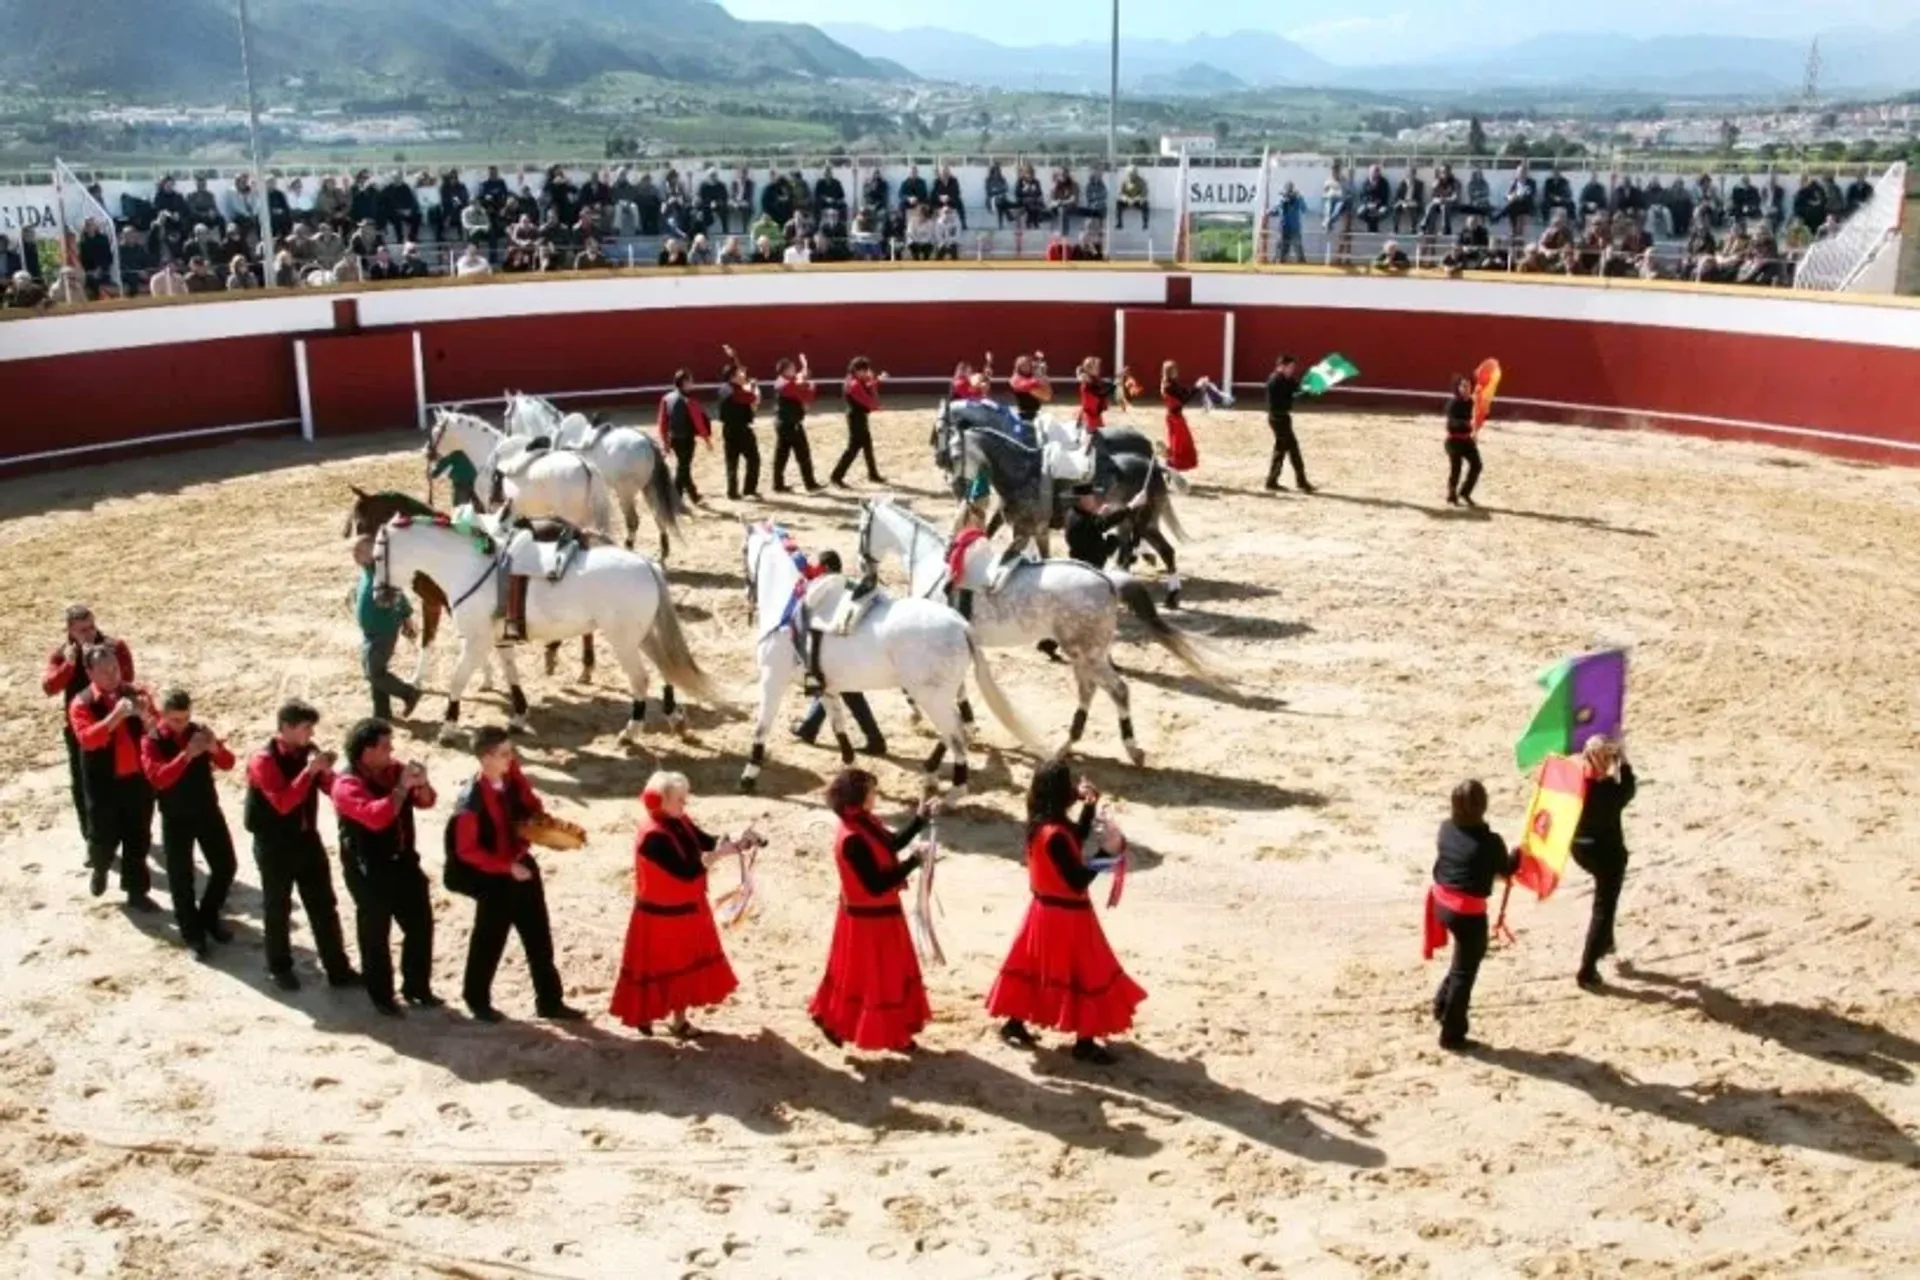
[331,718,438,1017]
[68,645,159,909]
[141,688,239,957]
[43,604,133,849]
[771,355,824,493]
[245,701,358,992]
[831,356,887,488]
[446,726,584,1023]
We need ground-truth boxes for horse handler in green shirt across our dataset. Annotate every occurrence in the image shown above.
[351,539,422,722]
[431,449,479,509]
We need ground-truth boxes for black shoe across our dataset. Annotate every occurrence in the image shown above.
[1446,494,1459,507]
[772,484,792,494]
[1439,1035,1483,1053]
[741,489,761,500]
[805,483,827,494]
[1000,1019,1038,1049]
[1297,482,1317,494]
[859,739,887,757]
[1264,480,1283,491]
[1071,1039,1117,1065]
[1576,971,1603,992]
[189,936,211,960]
[129,894,162,914]
[205,919,234,944]
[327,968,363,989]
[867,475,888,486]
[399,689,422,718]
[790,721,819,745]
[1036,639,1063,662]
[830,477,850,489]
[270,969,301,992]
[814,1016,844,1048]
[1163,590,1181,611]
[404,991,447,1009]
[467,1003,505,1024]
[371,998,405,1018]
[90,866,108,897]
[1461,495,1478,509]
[539,1003,588,1021]
[803,676,824,698]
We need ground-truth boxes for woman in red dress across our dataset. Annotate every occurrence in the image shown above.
[1159,360,1200,472]
[610,770,741,1039]
[809,769,934,1052]
[1076,357,1124,430]
[987,757,1145,1065]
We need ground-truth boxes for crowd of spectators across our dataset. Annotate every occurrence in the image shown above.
[1288,160,1879,287]
[1,159,1148,309]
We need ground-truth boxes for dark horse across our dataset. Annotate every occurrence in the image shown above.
[344,486,597,683]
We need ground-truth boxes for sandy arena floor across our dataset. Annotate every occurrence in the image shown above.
[1,403,1917,1279]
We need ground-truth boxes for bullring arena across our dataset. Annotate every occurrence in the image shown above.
[2,264,1919,1278]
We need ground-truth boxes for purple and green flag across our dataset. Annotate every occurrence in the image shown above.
[1514,649,1627,773]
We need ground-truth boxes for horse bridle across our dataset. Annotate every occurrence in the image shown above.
[862,502,946,600]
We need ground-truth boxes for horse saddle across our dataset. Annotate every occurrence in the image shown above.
[1043,440,1095,483]
[583,417,614,448]
[505,519,589,583]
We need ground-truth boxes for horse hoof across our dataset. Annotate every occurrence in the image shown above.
[1126,745,1148,767]
[738,775,759,794]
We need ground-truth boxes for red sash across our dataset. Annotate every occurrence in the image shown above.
[946,526,987,585]
[1423,883,1488,960]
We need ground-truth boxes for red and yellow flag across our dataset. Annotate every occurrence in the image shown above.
[1514,754,1587,900]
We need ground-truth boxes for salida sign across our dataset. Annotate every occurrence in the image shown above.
[1186,178,1261,212]
[1,186,65,235]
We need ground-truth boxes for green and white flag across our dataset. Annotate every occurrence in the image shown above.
[1301,353,1359,396]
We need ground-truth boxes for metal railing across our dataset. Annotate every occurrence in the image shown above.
[1791,162,1907,291]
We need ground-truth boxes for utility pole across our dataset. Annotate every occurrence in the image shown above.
[1107,0,1119,244]
[1802,37,1822,107]
[235,0,269,257]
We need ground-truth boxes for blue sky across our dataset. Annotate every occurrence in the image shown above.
[721,0,1915,63]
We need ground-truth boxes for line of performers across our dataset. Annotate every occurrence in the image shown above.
[45,604,1144,1058]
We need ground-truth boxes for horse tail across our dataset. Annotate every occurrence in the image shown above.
[1113,572,1222,684]
[1156,458,1193,497]
[1152,465,1192,544]
[644,440,684,541]
[641,560,721,705]
[966,632,1046,753]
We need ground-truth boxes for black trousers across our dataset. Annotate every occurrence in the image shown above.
[87,777,155,897]
[1446,438,1483,501]
[772,419,819,489]
[160,808,237,944]
[722,422,761,498]
[1432,906,1489,1045]
[670,434,700,501]
[1573,848,1627,978]
[254,835,354,979]
[463,863,565,1011]
[796,691,882,745]
[831,412,880,484]
[1267,415,1308,486]
[63,726,92,845]
[343,858,435,1006]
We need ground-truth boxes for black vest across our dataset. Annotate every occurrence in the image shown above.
[442,777,527,897]
[337,769,418,872]
[60,637,111,701]
[147,724,220,820]
[76,687,145,798]
[244,741,319,841]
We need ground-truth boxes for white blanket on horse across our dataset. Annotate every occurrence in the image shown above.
[804,575,876,635]
[1043,440,1096,483]
[504,531,564,579]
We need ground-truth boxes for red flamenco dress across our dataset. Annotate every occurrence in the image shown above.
[609,807,738,1030]
[1161,380,1199,472]
[986,808,1145,1040]
[808,809,932,1051]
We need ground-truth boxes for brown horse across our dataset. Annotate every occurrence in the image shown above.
[344,486,595,684]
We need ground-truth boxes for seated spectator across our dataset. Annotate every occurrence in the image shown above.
[397,243,430,279]
[186,176,223,229]
[1765,175,1788,230]
[154,175,191,226]
[782,236,810,266]
[188,221,223,266]
[183,257,220,293]
[1537,209,1574,254]
[1463,169,1491,217]
[932,165,966,228]
[1084,168,1109,226]
[986,161,1012,227]
[46,265,85,305]
[1844,172,1874,214]
[933,202,962,260]
[880,205,907,253]
[1454,215,1491,269]
[613,166,642,237]
[1073,225,1105,262]
[658,238,690,267]
[860,168,888,214]
[728,166,755,236]
[788,171,813,224]
[333,251,365,284]
[1015,162,1046,228]
[271,249,300,288]
[749,210,781,251]
[149,260,187,296]
[1044,234,1070,262]
[1819,173,1844,218]
[1816,214,1842,241]
[1392,168,1426,234]
[717,235,744,266]
[815,167,846,217]
[455,244,491,277]
[310,176,347,234]
[1790,174,1827,233]
[1423,164,1461,235]
[311,223,345,267]
[812,230,849,264]
[662,167,686,204]
[542,164,577,227]
[819,205,850,253]
[501,244,535,274]
[0,233,18,279]
[687,234,713,266]
[698,168,731,234]
[1553,244,1583,276]
[1783,217,1813,252]
[461,199,494,249]
[1323,163,1353,232]
[224,173,262,237]
[749,235,777,265]
[1643,179,1672,239]
[1357,164,1392,233]
[77,218,114,292]
[1049,167,1082,233]
[509,213,539,250]
[224,254,257,290]
[348,219,384,261]
[1729,175,1763,224]
[1737,232,1784,287]
[904,203,935,260]
[635,172,663,236]
[850,207,882,260]
[537,207,570,248]
[217,222,250,268]
[534,243,565,274]
[1373,239,1411,273]
[434,169,470,242]
[379,173,422,244]
[782,209,814,249]
[1117,164,1149,229]
[365,246,398,281]
[1580,172,1609,221]
[118,224,154,282]
[1542,165,1574,222]
[1634,247,1665,281]
[1694,173,1722,228]
[1492,161,1537,237]
[574,236,612,270]
[579,169,613,232]
[5,268,48,308]
[899,164,930,211]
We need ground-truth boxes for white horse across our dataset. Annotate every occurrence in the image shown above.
[428,409,616,539]
[504,392,683,559]
[372,514,716,744]
[858,497,1219,765]
[739,522,1042,795]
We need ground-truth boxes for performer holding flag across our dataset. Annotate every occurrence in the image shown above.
[987,757,1144,1065]
[1424,779,1520,1052]
[1444,373,1482,507]
[1571,736,1636,991]
[809,769,935,1053]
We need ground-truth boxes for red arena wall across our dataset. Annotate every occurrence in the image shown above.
[2,265,1917,474]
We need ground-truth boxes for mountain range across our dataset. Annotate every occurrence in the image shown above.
[0,0,902,99]
[824,22,1920,96]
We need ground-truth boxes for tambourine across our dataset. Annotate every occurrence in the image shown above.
[518,813,588,850]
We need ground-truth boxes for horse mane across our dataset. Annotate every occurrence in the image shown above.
[366,490,440,517]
